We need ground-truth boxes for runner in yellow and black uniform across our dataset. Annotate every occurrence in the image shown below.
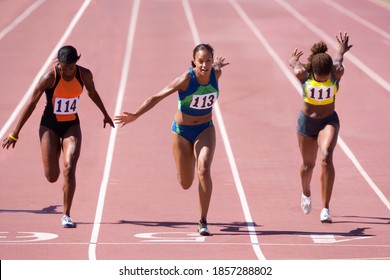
[289,32,352,223]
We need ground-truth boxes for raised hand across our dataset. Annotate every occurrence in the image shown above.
[336,31,353,54]
[213,55,230,68]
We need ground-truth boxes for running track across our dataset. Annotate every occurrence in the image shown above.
[0,0,389,269]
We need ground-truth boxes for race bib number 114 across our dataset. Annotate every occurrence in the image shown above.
[54,97,79,115]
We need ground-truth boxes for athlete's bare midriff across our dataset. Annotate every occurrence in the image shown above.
[301,102,335,119]
[174,110,212,125]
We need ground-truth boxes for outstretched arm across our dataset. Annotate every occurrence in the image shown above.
[333,31,353,81]
[81,67,115,128]
[114,71,190,127]
[2,71,53,149]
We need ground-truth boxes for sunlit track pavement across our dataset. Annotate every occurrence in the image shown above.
[0,0,389,270]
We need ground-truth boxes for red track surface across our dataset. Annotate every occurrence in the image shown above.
[1,0,389,269]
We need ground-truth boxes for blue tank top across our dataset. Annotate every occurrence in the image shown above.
[178,67,219,116]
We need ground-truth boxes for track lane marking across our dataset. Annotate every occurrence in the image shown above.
[88,0,141,260]
[0,0,46,41]
[229,0,390,212]
[2,242,390,249]
[320,0,390,40]
[182,0,266,261]
[276,0,390,93]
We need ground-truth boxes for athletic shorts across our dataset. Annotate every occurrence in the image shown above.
[171,120,213,144]
[297,111,339,137]
[40,116,80,138]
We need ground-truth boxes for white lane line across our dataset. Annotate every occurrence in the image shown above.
[182,0,266,261]
[0,0,46,41]
[88,0,141,260]
[229,0,390,211]
[276,0,390,93]
[321,0,390,40]
[0,0,92,140]
[337,139,390,211]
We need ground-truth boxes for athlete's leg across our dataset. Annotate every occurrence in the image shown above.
[297,132,318,197]
[172,133,196,190]
[61,125,82,217]
[194,125,216,221]
[317,123,339,209]
[39,126,61,183]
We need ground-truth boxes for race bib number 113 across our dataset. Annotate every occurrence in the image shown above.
[190,92,217,109]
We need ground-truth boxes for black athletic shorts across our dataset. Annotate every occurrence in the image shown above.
[297,111,339,137]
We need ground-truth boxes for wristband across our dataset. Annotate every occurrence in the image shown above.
[9,133,18,141]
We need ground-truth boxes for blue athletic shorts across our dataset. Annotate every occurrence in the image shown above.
[171,120,213,144]
[297,111,339,137]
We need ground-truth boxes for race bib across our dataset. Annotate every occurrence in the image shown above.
[53,97,79,115]
[190,92,217,110]
[307,86,335,101]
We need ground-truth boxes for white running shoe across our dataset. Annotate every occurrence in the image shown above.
[320,208,332,223]
[301,193,311,214]
[61,215,76,228]
[198,219,211,236]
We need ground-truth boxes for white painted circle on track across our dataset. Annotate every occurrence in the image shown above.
[135,232,206,243]
[0,232,58,242]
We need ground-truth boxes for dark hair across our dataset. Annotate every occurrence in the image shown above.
[57,45,81,64]
[191,43,214,67]
[306,41,333,75]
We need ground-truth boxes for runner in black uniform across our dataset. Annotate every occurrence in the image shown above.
[3,46,114,228]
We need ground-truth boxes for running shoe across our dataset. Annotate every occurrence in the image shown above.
[320,208,332,223]
[198,219,211,236]
[61,215,76,228]
[301,193,311,214]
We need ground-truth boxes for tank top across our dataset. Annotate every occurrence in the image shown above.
[178,68,219,116]
[43,65,84,122]
[302,72,339,105]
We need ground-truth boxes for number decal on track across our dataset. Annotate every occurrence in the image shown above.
[0,232,58,242]
[134,232,205,243]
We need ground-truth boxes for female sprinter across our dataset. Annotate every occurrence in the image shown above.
[114,44,229,235]
[289,32,352,223]
[2,46,115,228]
